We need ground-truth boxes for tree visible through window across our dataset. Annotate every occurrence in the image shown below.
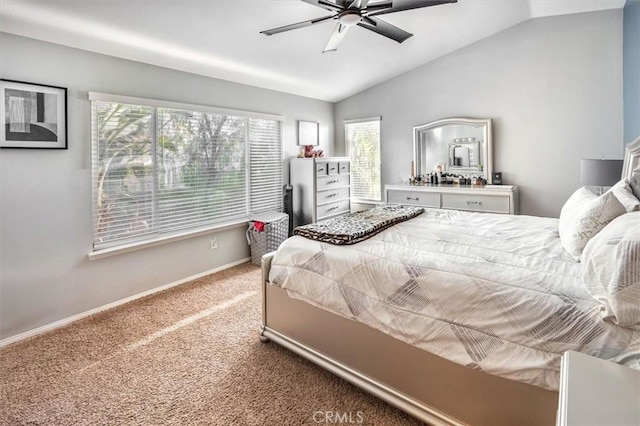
[91,95,282,250]
[345,117,381,201]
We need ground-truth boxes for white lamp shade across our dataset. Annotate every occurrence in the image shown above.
[580,159,623,186]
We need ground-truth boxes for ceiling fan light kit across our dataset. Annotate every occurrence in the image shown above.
[261,0,457,52]
[338,10,363,26]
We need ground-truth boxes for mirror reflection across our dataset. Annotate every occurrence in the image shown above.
[450,139,479,168]
[413,118,493,181]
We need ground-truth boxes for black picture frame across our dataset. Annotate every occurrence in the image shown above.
[0,79,68,149]
[298,120,319,146]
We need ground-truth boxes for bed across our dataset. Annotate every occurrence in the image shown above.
[259,139,640,426]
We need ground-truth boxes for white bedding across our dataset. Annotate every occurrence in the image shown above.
[269,208,640,391]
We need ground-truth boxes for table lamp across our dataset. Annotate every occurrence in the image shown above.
[580,159,623,195]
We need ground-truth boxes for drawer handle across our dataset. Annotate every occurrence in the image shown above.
[328,206,339,212]
[466,201,482,205]
[406,196,419,201]
[327,179,339,184]
[330,167,337,171]
[326,193,338,198]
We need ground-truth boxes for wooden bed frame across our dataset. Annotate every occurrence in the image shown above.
[259,138,640,426]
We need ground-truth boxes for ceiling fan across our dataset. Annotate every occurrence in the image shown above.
[260,0,457,53]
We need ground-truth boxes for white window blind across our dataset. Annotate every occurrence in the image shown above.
[249,118,283,213]
[155,108,247,232]
[90,94,282,251]
[345,117,381,201]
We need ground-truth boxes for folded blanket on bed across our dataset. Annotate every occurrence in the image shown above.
[293,204,424,245]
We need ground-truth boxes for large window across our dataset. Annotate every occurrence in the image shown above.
[90,93,282,251]
[345,117,381,201]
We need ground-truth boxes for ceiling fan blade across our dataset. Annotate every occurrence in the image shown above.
[357,16,412,43]
[368,0,456,16]
[301,0,345,13]
[364,1,392,14]
[261,15,335,36]
[323,22,351,52]
[362,16,377,26]
[344,0,369,9]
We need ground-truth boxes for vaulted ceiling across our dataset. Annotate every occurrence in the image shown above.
[0,0,626,102]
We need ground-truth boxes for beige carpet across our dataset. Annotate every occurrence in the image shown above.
[0,262,422,425]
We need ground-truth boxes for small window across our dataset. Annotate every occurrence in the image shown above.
[345,117,381,201]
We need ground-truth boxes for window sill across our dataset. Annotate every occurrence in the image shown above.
[88,219,249,261]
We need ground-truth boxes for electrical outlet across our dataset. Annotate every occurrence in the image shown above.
[210,237,217,250]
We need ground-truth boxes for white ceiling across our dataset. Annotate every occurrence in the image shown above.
[0,0,626,102]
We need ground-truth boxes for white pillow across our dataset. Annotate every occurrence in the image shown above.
[630,173,640,199]
[558,187,626,259]
[582,212,640,327]
[607,178,640,212]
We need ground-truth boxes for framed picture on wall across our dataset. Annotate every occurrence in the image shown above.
[298,120,319,146]
[0,79,68,149]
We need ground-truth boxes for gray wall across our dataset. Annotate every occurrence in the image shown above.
[0,33,334,341]
[335,10,624,218]
[624,0,640,145]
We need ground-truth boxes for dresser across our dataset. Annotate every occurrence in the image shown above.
[385,184,519,215]
[290,157,351,227]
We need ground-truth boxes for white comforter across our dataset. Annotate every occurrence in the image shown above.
[269,208,640,391]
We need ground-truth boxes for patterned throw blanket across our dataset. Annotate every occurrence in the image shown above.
[293,204,424,245]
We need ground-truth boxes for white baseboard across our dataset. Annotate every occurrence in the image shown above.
[0,257,251,348]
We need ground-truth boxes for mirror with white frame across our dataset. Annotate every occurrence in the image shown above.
[413,117,493,182]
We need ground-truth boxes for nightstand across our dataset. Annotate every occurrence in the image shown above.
[557,351,640,426]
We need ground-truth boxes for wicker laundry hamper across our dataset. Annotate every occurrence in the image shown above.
[246,212,289,265]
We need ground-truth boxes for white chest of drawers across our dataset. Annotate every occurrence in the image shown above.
[290,157,351,227]
[386,184,519,215]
